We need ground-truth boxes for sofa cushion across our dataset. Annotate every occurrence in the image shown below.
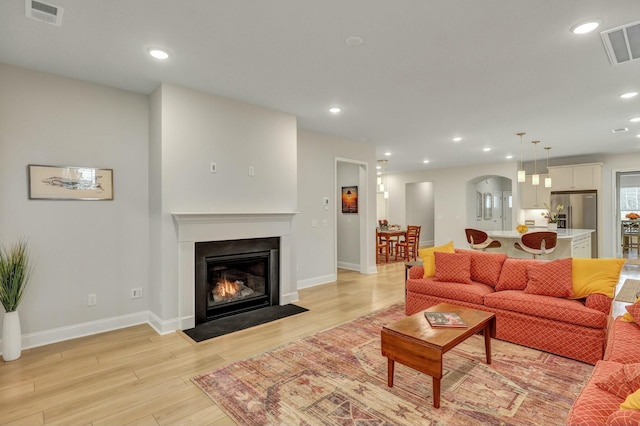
[406,277,494,305]
[572,258,625,299]
[484,290,607,329]
[434,251,471,284]
[567,361,627,426]
[596,364,640,399]
[625,299,640,323]
[524,258,573,298]
[456,249,507,288]
[495,258,539,291]
[605,318,640,364]
[606,408,640,426]
[418,241,454,278]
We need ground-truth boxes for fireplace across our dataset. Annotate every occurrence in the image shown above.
[195,237,279,325]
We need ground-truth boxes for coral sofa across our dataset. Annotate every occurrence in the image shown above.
[567,302,640,425]
[406,245,625,365]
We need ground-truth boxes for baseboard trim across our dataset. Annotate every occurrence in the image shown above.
[297,274,336,290]
[12,311,151,352]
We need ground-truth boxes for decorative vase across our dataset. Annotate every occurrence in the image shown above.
[2,311,22,361]
[547,223,558,231]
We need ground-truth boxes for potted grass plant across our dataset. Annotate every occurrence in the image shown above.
[0,239,32,361]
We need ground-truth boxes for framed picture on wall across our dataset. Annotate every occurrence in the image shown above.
[483,192,492,220]
[28,164,114,200]
[341,186,358,213]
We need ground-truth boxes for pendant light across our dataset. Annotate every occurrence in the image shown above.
[544,147,552,188]
[531,141,540,185]
[517,132,526,183]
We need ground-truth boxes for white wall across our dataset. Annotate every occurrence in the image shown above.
[296,130,377,287]
[405,182,434,247]
[150,83,298,328]
[385,161,518,248]
[0,64,150,342]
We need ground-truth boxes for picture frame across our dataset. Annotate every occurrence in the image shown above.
[476,191,483,220]
[483,192,492,220]
[341,186,358,213]
[28,164,114,200]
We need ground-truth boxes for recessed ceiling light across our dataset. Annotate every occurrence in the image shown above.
[505,155,513,159]
[384,152,391,156]
[630,117,640,123]
[345,36,363,47]
[423,160,430,164]
[452,137,462,142]
[612,127,629,133]
[483,147,491,152]
[329,107,341,114]
[148,48,169,60]
[637,134,640,138]
[570,20,601,35]
[620,92,638,99]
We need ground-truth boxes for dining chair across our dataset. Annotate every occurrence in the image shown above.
[376,229,390,263]
[464,228,502,251]
[622,221,640,253]
[395,225,421,261]
[514,231,557,259]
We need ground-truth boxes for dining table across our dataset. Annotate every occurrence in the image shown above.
[378,228,406,260]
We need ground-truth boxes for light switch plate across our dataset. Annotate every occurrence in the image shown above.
[210,162,217,173]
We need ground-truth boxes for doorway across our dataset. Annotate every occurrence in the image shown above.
[616,171,640,258]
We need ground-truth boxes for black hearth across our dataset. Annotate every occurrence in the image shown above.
[195,237,279,325]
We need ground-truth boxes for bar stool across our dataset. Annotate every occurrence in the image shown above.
[464,228,502,251]
[514,231,557,259]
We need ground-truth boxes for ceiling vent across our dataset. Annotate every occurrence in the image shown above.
[25,0,63,26]
[601,21,640,65]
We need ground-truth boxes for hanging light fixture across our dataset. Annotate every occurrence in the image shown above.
[531,141,540,185]
[377,159,389,197]
[517,132,526,182]
[544,147,552,188]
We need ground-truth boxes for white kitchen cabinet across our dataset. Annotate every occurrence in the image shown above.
[548,164,602,191]
[520,174,550,208]
[571,233,593,258]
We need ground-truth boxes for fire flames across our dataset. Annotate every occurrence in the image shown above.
[212,278,254,302]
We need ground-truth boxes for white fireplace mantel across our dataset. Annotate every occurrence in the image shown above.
[171,212,299,330]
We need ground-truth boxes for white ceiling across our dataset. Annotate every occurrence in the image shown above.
[1,0,640,173]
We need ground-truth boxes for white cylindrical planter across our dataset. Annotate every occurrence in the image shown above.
[547,223,558,231]
[2,311,22,361]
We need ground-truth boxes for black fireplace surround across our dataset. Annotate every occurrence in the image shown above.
[194,237,279,325]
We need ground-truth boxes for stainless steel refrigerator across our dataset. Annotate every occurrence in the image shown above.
[550,190,597,257]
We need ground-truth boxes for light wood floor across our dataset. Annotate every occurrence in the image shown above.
[1,259,637,425]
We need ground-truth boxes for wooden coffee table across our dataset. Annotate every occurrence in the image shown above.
[381,303,496,408]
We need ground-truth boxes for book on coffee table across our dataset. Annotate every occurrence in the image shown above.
[424,311,468,328]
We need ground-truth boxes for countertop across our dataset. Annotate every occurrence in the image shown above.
[487,229,595,239]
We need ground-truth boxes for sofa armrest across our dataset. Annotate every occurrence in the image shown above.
[585,293,612,315]
[408,265,424,280]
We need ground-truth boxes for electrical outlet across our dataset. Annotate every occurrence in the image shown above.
[210,162,217,173]
[131,287,143,299]
[88,294,97,306]
[248,165,255,177]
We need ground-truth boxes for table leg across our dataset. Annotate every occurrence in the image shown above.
[484,323,492,364]
[433,377,441,408]
[387,358,395,387]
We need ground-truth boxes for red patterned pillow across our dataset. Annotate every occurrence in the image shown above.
[496,258,539,291]
[434,251,471,284]
[466,250,507,287]
[524,258,573,298]
[596,363,640,399]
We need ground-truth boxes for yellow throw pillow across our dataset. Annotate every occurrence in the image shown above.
[418,241,454,278]
[572,258,625,299]
[621,388,640,410]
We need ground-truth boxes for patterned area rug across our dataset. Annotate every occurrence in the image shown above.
[615,278,640,303]
[192,304,593,425]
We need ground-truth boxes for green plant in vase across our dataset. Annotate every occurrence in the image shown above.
[0,239,33,361]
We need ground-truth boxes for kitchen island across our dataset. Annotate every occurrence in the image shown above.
[487,228,595,259]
